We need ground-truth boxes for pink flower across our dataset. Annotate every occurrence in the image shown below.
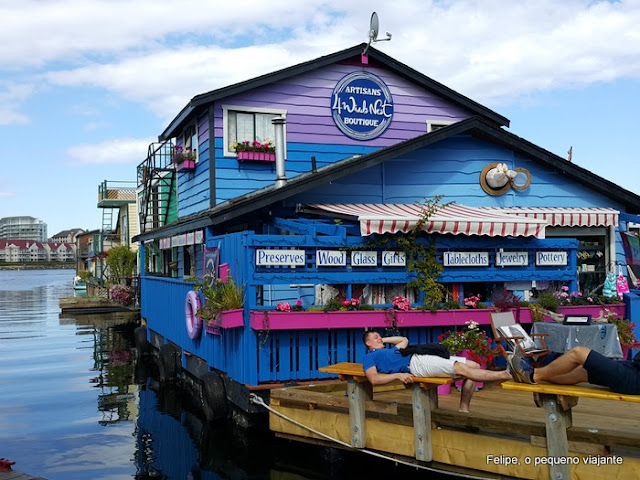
[392,296,410,311]
[276,302,291,312]
[296,299,303,306]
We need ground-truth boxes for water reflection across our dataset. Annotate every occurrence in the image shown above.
[0,270,450,480]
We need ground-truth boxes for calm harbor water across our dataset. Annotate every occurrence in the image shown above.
[0,269,453,480]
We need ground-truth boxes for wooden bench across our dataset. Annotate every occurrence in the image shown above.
[319,362,454,461]
[502,381,640,479]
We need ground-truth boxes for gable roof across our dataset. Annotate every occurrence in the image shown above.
[134,116,640,242]
[159,43,509,141]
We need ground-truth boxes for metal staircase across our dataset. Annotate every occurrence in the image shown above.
[137,141,176,234]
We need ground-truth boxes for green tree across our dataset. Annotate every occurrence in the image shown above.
[105,245,137,281]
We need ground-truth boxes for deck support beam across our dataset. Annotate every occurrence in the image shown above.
[535,393,577,480]
[412,384,437,462]
[346,377,372,448]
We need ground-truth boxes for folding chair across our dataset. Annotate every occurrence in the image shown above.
[490,311,552,367]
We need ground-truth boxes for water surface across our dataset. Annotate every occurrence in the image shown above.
[0,269,452,479]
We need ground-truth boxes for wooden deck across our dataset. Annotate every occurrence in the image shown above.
[269,381,640,479]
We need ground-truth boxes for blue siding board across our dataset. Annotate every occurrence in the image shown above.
[298,332,311,379]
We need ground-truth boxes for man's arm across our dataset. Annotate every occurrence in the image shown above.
[382,336,409,349]
[364,365,414,385]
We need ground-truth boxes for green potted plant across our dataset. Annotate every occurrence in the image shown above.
[439,320,499,390]
[191,276,244,330]
[605,311,638,359]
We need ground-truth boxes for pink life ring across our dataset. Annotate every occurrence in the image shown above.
[185,290,202,340]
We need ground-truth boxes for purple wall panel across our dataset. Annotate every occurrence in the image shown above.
[213,63,472,149]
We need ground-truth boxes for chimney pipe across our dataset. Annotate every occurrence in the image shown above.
[272,117,286,188]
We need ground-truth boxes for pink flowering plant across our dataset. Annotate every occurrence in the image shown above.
[341,298,361,311]
[231,140,275,153]
[276,302,291,312]
[438,320,499,364]
[172,145,196,164]
[392,296,411,311]
[109,284,133,305]
[464,295,481,309]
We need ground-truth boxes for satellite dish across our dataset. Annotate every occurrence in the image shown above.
[363,11,392,55]
[369,12,379,41]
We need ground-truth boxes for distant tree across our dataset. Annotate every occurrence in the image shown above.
[105,245,137,281]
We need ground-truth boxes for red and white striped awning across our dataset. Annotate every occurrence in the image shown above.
[479,207,619,228]
[307,203,548,238]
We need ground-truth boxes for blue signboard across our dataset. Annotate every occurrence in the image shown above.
[331,72,394,140]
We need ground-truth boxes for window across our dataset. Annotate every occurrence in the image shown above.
[426,120,455,133]
[222,105,287,156]
[184,124,198,161]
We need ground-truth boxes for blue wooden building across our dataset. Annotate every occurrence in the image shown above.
[133,43,640,417]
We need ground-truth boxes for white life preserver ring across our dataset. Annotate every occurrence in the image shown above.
[185,290,202,340]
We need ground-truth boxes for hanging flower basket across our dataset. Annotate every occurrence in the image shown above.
[237,151,276,162]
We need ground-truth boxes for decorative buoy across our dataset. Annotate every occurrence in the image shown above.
[185,290,202,340]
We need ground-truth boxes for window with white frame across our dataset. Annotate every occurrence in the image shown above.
[222,105,287,157]
[426,120,455,133]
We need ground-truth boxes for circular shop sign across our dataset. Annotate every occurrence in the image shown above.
[331,72,394,140]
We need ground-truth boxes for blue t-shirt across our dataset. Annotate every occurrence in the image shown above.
[363,347,411,374]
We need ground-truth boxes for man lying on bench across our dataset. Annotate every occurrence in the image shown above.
[362,330,513,413]
[508,346,640,394]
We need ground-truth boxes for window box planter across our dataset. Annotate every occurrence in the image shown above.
[177,160,196,171]
[204,308,244,334]
[249,308,533,331]
[250,310,390,330]
[237,151,275,162]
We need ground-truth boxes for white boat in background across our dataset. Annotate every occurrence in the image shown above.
[73,276,87,290]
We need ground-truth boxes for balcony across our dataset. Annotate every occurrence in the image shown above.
[97,181,137,208]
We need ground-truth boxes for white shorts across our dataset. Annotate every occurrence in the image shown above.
[409,354,466,377]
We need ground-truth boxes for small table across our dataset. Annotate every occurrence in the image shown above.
[532,322,623,358]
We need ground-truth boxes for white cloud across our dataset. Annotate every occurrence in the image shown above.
[0,82,35,125]
[11,1,634,118]
[67,137,153,165]
[2,1,640,122]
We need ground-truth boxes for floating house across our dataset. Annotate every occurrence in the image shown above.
[133,43,640,422]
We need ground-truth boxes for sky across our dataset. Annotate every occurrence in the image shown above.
[1,0,639,237]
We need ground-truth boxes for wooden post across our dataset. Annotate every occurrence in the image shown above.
[537,393,575,480]
[346,378,372,448]
[412,384,437,462]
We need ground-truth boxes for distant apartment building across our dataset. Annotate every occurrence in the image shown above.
[50,228,85,243]
[0,216,47,242]
[0,240,76,263]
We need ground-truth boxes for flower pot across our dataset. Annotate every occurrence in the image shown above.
[437,383,451,395]
[205,308,244,334]
[177,160,195,171]
[622,346,631,360]
[237,151,276,162]
[455,350,486,390]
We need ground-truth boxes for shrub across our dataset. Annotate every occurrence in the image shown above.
[109,284,133,305]
[489,288,521,312]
